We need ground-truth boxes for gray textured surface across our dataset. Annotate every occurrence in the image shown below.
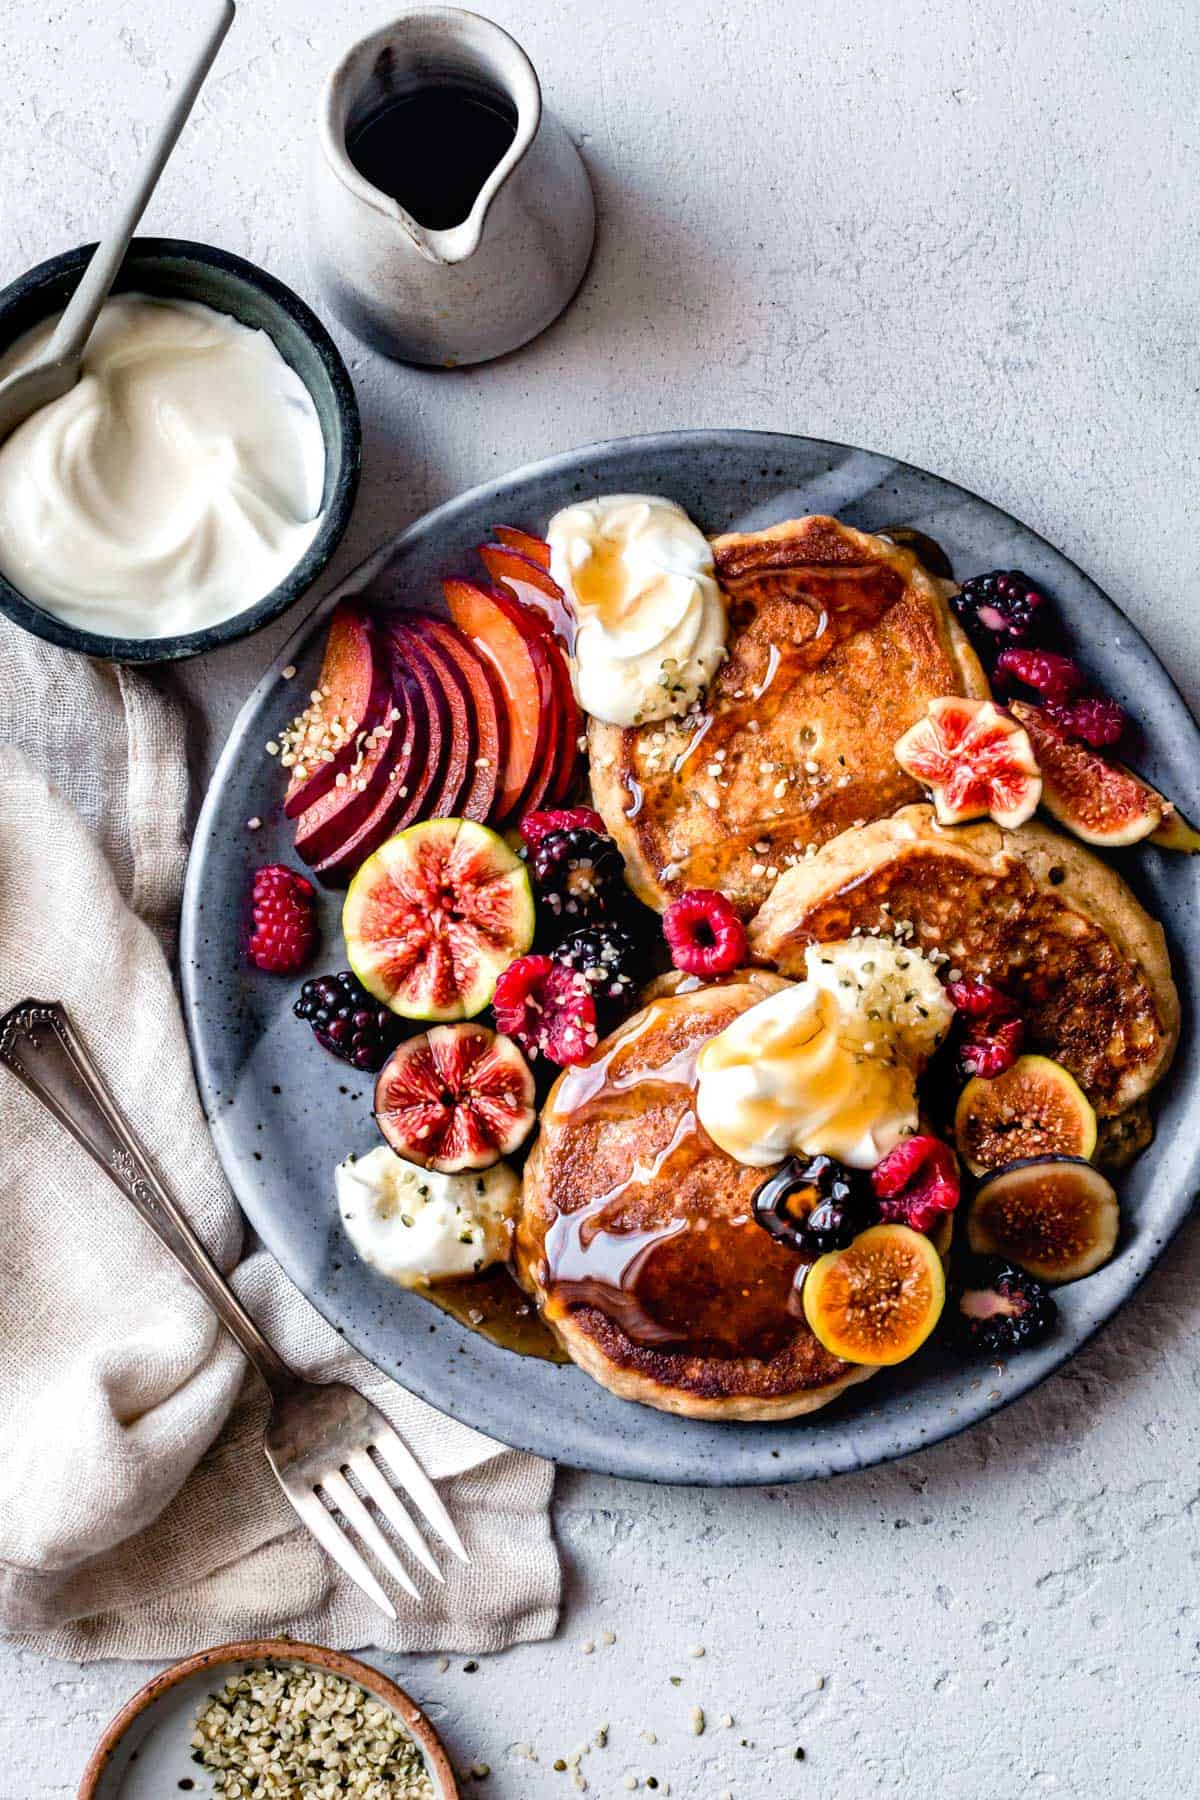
[2,0,1199,1794]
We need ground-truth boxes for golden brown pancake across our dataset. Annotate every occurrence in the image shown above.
[516,972,878,1420]
[748,805,1179,1117]
[590,515,988,917]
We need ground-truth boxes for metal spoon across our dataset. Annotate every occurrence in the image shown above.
[0,0,235,445]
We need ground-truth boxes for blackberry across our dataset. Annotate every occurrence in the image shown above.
[952,569,1052,661]
[752,1155,880,1256]
[529,827,628,929]
[294,970,403,1071]
[955,1259,1057,1357]
[552,923,642,1025]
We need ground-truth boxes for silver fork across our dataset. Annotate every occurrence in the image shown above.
[0,998,467,1620]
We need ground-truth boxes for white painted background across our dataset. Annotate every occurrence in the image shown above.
[2,0,1198,1793]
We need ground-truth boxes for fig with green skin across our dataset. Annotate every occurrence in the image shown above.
[803,1223,945,1366]
[1095,1101,1154,1172]
[968,1157,1119,1284]
[1150,806,1200,853]
[955,1054,1097,1176]
[344,817,535,1021]
[1011,700,1169,847]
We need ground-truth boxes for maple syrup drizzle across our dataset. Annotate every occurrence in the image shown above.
[418,1265,568,1362]
[542,991,813,1359]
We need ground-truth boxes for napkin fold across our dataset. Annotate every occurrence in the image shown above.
[0,620,559,1659]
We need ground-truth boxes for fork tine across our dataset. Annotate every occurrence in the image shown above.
[348,1449,443,1583]
[320,1470,421,1600]
[370,1423,470,1563]
[284,1482,397,1620]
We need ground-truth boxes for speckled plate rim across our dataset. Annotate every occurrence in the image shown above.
[181,427,1200,1485]
[75,1637,458,1800]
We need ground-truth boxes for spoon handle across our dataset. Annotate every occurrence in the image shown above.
[48,0,236,365]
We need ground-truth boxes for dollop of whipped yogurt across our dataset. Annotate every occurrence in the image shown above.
[336,1145,518,1288]
[695,940,953,1169]
[0,293,326,638]
[546,494,726,726]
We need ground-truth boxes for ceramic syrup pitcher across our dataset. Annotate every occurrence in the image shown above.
[310,8,595,366]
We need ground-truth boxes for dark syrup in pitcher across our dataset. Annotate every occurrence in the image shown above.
[348,83,518,231]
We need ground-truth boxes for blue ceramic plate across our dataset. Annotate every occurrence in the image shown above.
[181,431,1200,1484]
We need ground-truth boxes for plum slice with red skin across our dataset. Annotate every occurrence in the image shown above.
[478,540,575,645]
[406,613,506,823]
[313,656,434,882]
[390,620,470,820]
[292,687,401,867]
[374,1021,535,1171]
[491,524,552,570]
[283,604,391,819]
[443,577,555,821]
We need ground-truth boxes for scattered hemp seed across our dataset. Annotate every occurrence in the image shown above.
[688,1645,706,1659]
[602,1630,617,1646]
[642,1729,657,1745]
[622,1778,639,1791]
[720,1714,734,1729]
[581,1638,595,1654]
[246,816,262,831]
[690,1707,706,1736]
[554,1758,567,1772]
[463,1660,479,1673]
[469,1761,491,1779]
[436,1657,450,1673]
[669,1676,682,1687]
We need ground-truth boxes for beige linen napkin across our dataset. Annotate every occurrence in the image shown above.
[0,620,559,1659]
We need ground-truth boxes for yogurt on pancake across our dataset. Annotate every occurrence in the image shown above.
[336,1146,517,1287]
[546,494,726,725]
[0,293,325,638]
[695,940,953,1168]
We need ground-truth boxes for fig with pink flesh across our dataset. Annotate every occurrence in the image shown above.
[894,697,1041,829]
[374,1022,536,1171]
[1010,700,1168,847]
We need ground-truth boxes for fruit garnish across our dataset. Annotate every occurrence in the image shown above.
[956,1258,1058,1355]
[994,647,1085,704]
[870,1135,960,1232]
[958,1014,1024,1080]
[247,864,317,974]
[492,954,598,1065]
[529,827,629,928]
[662,888,747,977]
[520,807,606,847]
[491,524,553,571]
[1010,700,1169,848]
[967,1158,1119,1284]
[551,922,643,1026]
[1043,692,1127,748]
[443,577,558,820]
[406,613,509,822]
[281,603,390,819]
[946,975,1013,1020]
[374,1022,535,1172]
[752,1154,880,1255]
[893,696,1042,830]
[1149,806,1200,853]
[802,1223,945,1365]
[954,1053,1097,1176]
[951,570,1052,657]
[293,970,403,1071]
[343,818,535,1021]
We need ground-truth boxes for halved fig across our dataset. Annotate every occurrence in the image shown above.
[1149,805,1200,853]
[343,818,535,1020]
[894,697,1041,829]
[283,604,391,819]
[374,1022,535,1172]
[803,1223,945,1365]
[954,1054,1097,1176]
[1010,700,1167,846]
[968,1157,1119,1283]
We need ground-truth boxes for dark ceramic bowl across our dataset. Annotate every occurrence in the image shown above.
[0,238,361,663]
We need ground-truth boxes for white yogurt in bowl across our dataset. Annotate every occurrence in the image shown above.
[0,293,327,639]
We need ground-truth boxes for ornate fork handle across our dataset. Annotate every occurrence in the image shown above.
[0,998,294,1396]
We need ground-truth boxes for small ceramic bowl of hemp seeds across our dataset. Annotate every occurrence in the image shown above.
[77,1638,457,1800]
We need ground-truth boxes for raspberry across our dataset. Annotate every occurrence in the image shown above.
[529,828,627,928]
[994,647,1085,705]
[493,954,598,1065]
[871,1134,960,1232]
[952,570,1051,654]
[520,807,606,847]
[248,864,316,973]
[293,970,402,1071]
[956,1259,1057,1357]
[552,923,642,1026]
[946,976,1014,1021]
[1044,693,1127,748]
[959,1014,1024,1079]
[662,889,748,977]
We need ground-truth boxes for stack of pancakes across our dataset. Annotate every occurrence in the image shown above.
[516,517,1179,1420]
